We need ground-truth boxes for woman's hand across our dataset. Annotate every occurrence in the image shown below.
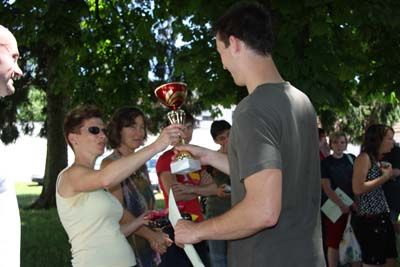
[380,162,393,181]
[338,203,350,214]
[153,124,183,152]
[121,211,150,237]
[138,211,151,226]
[148,229,173,254]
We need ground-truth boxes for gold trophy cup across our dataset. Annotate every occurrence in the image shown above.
[154,82,201,174]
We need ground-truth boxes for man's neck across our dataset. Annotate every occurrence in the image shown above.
[245,56,284,94]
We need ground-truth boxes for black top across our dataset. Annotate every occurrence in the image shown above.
[321,154,355,203]
[383,145,400,212]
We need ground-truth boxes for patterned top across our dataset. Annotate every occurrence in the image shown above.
[358,161,390,215]
[106,151,154,216]
[104,151,156,267]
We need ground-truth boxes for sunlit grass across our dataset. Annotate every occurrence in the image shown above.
[16,182,71,267]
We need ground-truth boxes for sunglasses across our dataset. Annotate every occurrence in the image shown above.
[87,126,106,135]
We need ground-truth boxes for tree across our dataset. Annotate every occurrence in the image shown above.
[1,0,399,208]
[1,0,89,208]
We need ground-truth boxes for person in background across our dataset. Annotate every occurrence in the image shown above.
[174,2,325,266]
[206,120,231,267]
[318,128,330,264]
[101,107,173,267]
[56,105,181,267]
[319,128,330,160]
[352,124,397,267]
[382,144,400,233]
[156,112,211,266]
[321,132,360,267]
[0,24,23,267]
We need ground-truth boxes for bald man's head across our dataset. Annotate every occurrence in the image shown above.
[0,25,22,97]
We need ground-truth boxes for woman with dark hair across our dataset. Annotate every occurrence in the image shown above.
[56,105,181,267]
[101,107,172,267]
[352,124,397,267]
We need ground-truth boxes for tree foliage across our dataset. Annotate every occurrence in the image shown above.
[0,0,399,207]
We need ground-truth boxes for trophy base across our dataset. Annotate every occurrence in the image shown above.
[171,158,201,175]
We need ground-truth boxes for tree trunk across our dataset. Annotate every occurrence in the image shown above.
[31,89,67,209]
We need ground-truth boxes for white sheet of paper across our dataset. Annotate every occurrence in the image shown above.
[168,189,205,267]
[321,188,354,223]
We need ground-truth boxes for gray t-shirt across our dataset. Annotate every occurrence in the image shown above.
[228,82,325,267]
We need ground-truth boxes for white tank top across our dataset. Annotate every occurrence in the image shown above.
[56,174,136,267]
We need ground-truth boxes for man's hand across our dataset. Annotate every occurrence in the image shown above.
[175,145,230,175]
[174,219,202,247]
[174,145,213,165]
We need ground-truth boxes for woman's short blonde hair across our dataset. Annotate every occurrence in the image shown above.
[329,131,348,148]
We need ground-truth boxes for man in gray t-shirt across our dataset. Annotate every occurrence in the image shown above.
[227,82,324,266]
[174,2,325,266]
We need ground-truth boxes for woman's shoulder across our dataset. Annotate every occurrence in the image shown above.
[57,165,88,198]
[355,152,372,167]
[61,164,87,180]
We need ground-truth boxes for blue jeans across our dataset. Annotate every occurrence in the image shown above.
[208,240,227,267]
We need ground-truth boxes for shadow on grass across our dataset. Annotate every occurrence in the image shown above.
[18,194,71,267]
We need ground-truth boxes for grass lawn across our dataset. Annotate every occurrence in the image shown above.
[17,182,165,267]
[17,182,71,267]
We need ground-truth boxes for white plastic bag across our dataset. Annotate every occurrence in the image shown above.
[339,214,362,264]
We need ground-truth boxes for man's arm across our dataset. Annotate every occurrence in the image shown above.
[175,168,282,243]
[174,145,230,174]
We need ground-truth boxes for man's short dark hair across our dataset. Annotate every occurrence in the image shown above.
[210,120,231,140]
[318,128,326,139]
[212,2,274,56]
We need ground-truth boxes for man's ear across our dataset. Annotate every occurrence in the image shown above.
[228,35,243,55]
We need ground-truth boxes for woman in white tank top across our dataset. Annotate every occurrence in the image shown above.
[56,105,182,267]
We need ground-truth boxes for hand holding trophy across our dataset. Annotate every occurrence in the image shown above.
[154,82,201,174]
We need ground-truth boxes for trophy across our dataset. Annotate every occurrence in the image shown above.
[154,82,201,174]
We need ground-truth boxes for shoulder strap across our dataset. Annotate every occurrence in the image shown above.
[345,154,354,165]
